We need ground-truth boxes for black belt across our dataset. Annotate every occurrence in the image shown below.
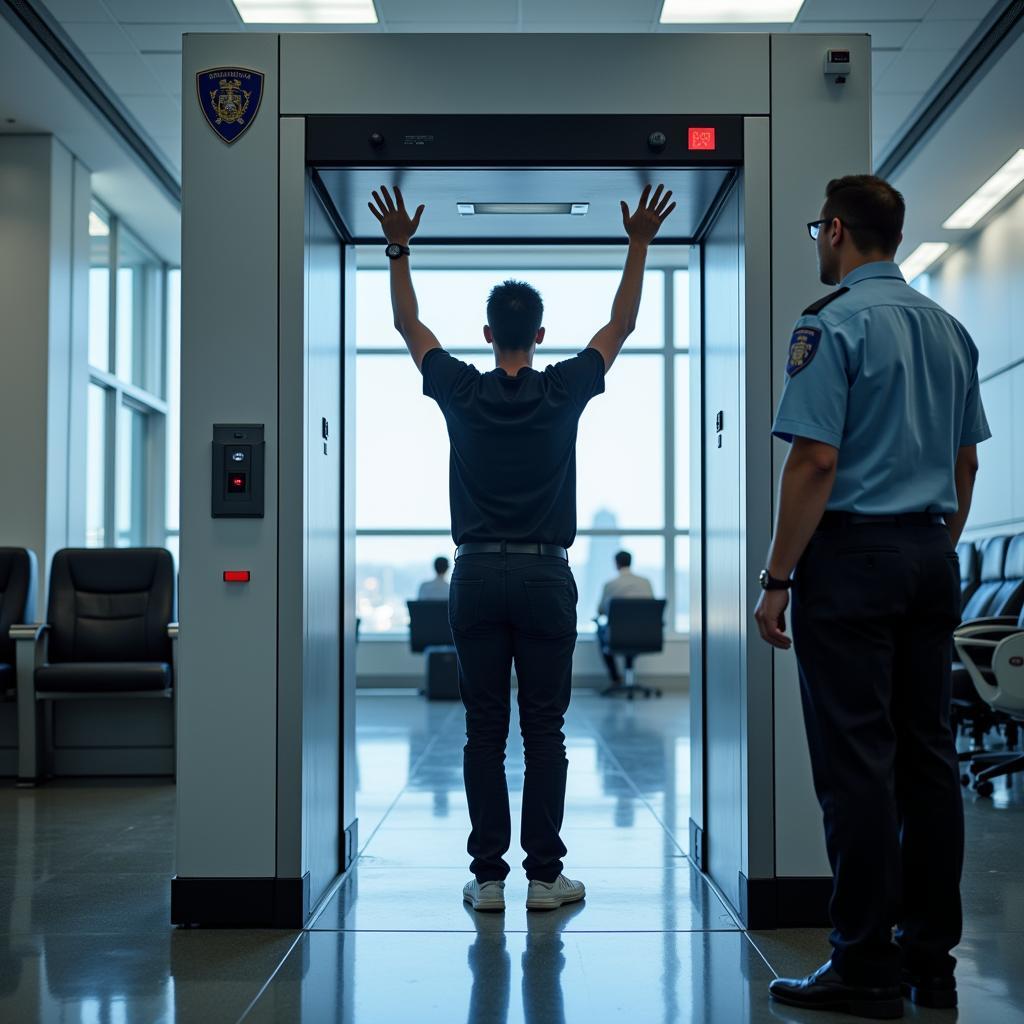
[455,542,568,560]
[820,511,946,528]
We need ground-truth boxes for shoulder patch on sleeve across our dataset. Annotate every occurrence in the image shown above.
[786,326,822,377]
[802,286,849,316]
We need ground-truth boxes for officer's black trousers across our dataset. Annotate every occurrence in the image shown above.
[449,552,577,883]
[791,521,964,985]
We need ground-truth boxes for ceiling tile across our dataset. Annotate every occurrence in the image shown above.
[870,49,900,80]
[120,94,182,131]
[87,51,163,96]
[905,19,980,52]
[791,21,918,49]
[796,0,931,19]
[521,0,660,21]
[62,21,136,53]
[380,0,516,22]
[143,53,183,96]
[40,0,112,22]
[874,48,957,93]
[873,92,922,139]
[925,0,990,19]
[104,0,241,24]
[123,23,240,52]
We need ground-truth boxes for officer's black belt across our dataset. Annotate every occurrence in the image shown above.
[819,511,946,528]
[455,542,569,560]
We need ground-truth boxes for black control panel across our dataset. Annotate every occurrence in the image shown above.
[212,424,265,518]
[306,114,744,167]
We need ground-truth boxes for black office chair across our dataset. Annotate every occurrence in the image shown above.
[12,548,177,785]
[407,600,454,652]
[0,548,37,701]
[600,598,667,700]
[956,540,981,607]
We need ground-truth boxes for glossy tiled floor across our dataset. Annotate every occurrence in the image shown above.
[0,692,1022,1023]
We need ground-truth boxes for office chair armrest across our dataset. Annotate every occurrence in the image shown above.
[12,624,47,784]
[167,622,179,640]
[167,623,179,686]
[956,616,1018,635]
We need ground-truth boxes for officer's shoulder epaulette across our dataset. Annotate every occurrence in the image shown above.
[802,286,850,317]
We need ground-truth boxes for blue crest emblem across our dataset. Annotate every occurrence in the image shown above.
[196,67,264,144]
[786,326,821,377]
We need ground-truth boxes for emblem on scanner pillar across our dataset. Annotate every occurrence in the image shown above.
[196,67,264,144]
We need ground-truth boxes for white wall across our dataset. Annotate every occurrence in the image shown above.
[920,189,1024,540]
[357,634,690,690]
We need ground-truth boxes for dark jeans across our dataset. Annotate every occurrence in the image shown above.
[791,521,964,985]
[449,552,578,883]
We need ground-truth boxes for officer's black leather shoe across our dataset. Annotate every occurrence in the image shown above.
[769,962,904,1019]
[900,969,957,1008]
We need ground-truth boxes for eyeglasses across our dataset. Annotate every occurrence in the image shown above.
[807,219,829,240]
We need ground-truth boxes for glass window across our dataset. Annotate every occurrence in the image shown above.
[86,383,108,547]
[356,269,664,350]
[357,535,454,635]
[674,269,690,349]
[534,353,664,530]
[116,402,148,547]
[356,354,452,529]
[675,355,690,530]
[88,205,111,371]
[116,228,162,391]
[571,535,665,632]
[674,535,691,633]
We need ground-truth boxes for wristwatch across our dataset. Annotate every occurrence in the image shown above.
[385,243,411,260]
[759,569,793,591]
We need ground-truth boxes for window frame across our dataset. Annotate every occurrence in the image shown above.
[354,252,691,638]
[86,199,171,551]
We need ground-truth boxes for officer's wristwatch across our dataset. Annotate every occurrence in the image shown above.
[385,243,411,260]
[759,569,793,591]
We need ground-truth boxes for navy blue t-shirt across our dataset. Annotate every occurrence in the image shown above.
[422,347,606,546]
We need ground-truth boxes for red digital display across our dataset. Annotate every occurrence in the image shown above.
[228,473,247,493]
[688,127,716,151]
[223,570,251,583]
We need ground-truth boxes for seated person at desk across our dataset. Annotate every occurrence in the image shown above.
[596,550,654,684]
[417,556,451,601]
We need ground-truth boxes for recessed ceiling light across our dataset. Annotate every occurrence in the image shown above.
[457,203,590,216]
[89,211,109,237]
[233,0,377,24]
[942,149,1024,230]
[899,242,949,282]
[660,0,804,23]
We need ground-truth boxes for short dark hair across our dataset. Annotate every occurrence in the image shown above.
[486,280,543,352]
[434,556,449,576]
[822,175,905,255]
[614,550,632,570]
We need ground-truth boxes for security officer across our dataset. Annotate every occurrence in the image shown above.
[754,175,990,1020]
[369,183,676,914]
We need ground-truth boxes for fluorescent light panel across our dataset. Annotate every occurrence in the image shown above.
[457,203,589,216]
[899,243,949,282]
[942,149,1024,230]
[233,0,377,23]
[660,0,803,23]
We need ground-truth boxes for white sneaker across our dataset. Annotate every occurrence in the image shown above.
[463,879,506,912]
[526,874,586,911]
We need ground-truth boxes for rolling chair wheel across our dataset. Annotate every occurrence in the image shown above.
[960,773,971,787]
[974,780,994,798]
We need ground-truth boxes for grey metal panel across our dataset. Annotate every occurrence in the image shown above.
[341,244,358,833]
[701,180,743,910]
[318,166,730,244]
[280,34,770,116]
[277,116,306,882]
[768,33,872,879]
[302,173,343,904]
[177,32,280,879]
[739,118,774,880]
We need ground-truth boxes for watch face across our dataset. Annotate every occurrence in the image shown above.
[759,569,770,590]
[386,244,400,257]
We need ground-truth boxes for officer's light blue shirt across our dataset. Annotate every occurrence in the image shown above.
[772,261,991,515]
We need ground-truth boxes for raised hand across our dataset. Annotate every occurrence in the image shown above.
[368,185,425,245]
[620,184,676,246]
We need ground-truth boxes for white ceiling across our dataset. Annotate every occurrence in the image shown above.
[35,0,1005,182]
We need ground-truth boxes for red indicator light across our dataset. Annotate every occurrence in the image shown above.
[228,473,247,493]
[688,127,716,151]
[223,571,251,583]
